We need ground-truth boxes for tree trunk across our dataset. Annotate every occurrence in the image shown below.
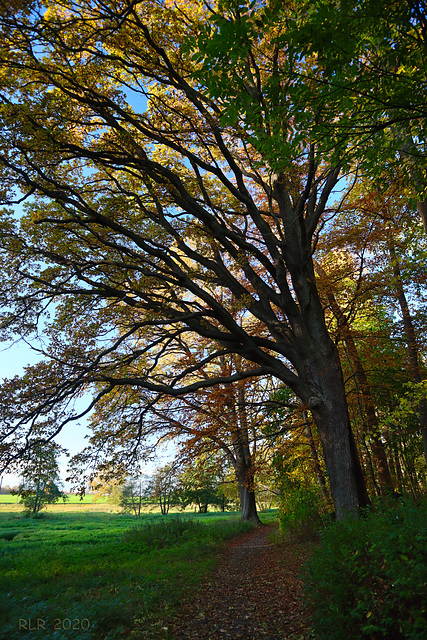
[33,480,43,516]
[238,479,261,524]
[388,240,427,464]
[228,386,262,525]
[306,347,370,520]
[159,495,169,515]
[417,199,427,236]
[392,440,404,492]
[303,413,332,507]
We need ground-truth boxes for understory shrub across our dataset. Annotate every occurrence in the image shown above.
[278,484,331,541]
[305,497,427,639]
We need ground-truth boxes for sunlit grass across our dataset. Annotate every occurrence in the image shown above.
[0,493,109,505]
[0,508,273,639]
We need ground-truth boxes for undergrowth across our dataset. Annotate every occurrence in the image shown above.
[304,497,427,640]
[278,484,332,541]
[124,515,252,550]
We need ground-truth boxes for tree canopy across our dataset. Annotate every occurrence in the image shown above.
[0,0,426,520]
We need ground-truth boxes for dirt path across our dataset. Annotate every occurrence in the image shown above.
[170,525,314,640]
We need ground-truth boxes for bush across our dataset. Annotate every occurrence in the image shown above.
[124,517,202,549]
[304,497,427,639]
[123,515,253,551]
[278,484,331,541]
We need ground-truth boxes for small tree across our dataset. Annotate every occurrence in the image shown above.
[89,473,123,503]
[14,442,68,516]
[176,457,229,513]
[150,464,180,515]
[119,475,152,517]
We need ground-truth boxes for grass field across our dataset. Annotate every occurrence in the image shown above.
[0,493,109,504]
[0,505,277,639]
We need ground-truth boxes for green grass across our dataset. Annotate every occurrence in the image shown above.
[0,508,260,640]
[0,493,108,504]
[63,494,109,504]
[0,494,20,503]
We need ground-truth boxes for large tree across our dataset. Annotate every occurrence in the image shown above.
[0,0,370,518]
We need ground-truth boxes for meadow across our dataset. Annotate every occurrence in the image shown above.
[0,494,109,505]
[0,502,275,640]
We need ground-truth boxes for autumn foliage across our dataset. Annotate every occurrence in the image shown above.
[0,0,426,528]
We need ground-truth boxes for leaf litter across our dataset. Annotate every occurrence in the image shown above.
[170,524,315,640]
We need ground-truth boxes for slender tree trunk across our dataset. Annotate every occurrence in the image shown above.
[393,442,404,492]
[388,240,427,464]
[227,386,262,525]
[160,495,168,515]
[303,412,332,506]
[33,481,42,516]
[400,432,421,497]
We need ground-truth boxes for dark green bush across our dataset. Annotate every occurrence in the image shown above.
[305,498,427,639]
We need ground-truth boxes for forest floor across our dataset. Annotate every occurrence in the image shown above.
[170,524,315,640]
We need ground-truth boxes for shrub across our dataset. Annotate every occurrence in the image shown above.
[278,484,331,541]
[304,497,427,640]
[124,517,202,549]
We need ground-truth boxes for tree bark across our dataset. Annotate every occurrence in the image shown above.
[392,440,404,492]
[417,199,427,236]
[227,386,262,525]
[238,479,261,523]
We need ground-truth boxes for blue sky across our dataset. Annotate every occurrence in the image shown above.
[0,340,92,489]
[0,339,173,491]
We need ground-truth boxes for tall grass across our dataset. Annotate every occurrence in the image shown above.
[124,514,253,551]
